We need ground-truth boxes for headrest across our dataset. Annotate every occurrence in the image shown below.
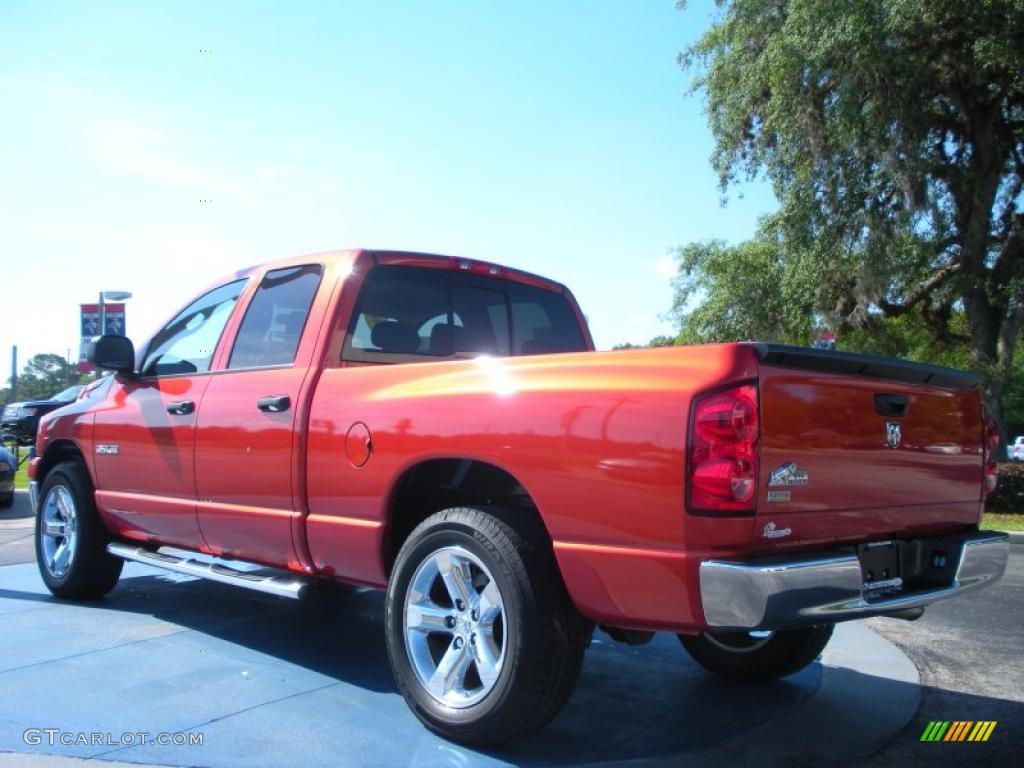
[429,323,467,356]
[371,321,419,354]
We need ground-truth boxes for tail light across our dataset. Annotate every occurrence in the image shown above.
[688,383,759,514]
[983,415,999,494]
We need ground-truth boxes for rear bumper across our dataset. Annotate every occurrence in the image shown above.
[29,481,39,514]
[700,531,1009,631]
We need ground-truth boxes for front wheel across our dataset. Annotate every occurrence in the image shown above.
[35,460,123,599]
[385,507,588,746]
[678,625,833,680]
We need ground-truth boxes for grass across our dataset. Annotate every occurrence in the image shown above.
[981,513,1024,533]
[14,461,28,490]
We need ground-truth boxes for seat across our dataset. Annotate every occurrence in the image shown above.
[371,321,420,354]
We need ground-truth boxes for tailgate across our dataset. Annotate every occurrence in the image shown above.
[753,344,984,547]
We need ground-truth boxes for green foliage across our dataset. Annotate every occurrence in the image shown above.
[670,237,817,344]
[985,462,1024,514]
[678,0,1024,447]
[648,335,679,347]
[3,354,84,404]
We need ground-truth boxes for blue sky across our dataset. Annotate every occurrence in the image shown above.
[0,0,775,374]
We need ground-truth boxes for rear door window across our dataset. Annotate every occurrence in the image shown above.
[229,264,323,369]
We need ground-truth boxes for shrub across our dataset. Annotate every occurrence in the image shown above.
[985,462,1024,515]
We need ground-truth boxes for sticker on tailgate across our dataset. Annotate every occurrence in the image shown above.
[768,462,809,487]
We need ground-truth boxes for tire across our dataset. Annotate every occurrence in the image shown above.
[35,460,123,599]
[679,625,834,680]
[0,493,13,509]
[385,506,589,746]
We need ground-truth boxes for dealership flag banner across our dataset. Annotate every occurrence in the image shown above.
[78,303,126,371]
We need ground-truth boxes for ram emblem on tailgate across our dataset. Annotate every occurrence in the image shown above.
[886,421,902,449]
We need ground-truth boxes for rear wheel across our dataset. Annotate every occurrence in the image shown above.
[35,461,122,599]
[678,625,833,680]
[386,507,588,746]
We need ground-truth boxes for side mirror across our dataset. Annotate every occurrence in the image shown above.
[89,335,136,376]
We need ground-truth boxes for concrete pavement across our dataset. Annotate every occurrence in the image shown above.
[0,490,33,567]
[860,539,1024,767]
[1,491,1019,767]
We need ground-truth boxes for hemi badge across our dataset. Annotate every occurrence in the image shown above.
[95,444,119,455]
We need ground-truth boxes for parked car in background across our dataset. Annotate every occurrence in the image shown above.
[0,445,15,508]
[1009,436,1024,461]
[1,385,83,447]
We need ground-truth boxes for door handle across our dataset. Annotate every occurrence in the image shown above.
[166,400,195,416]
[874,393,909,417]
[257,395,291,413]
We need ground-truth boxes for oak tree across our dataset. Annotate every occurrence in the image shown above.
[679,0,1024,443]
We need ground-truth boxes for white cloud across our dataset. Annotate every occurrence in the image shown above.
[259,164,297,180]
[655,254,677,279]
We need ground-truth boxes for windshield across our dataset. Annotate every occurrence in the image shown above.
[49,385,83,402]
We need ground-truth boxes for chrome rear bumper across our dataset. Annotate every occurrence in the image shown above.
[29,481,39,514]
[700,531,1009,631]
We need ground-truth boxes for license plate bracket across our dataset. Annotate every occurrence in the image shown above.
[858,540,903,595]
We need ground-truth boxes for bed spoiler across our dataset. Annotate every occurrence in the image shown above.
[751,343,982,390]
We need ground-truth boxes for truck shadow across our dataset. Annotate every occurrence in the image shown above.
[0,567,1020,766]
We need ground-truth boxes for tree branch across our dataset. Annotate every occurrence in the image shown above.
[990,211,1024,288]
[876,262,962,316]
[922,300,970,344]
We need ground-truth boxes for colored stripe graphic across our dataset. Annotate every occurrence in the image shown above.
[945,721,972,741]
[922,720,997,742]
[921,721,950,741]
[968,722,997,742]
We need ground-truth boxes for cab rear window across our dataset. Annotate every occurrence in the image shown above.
[343,265,586,363]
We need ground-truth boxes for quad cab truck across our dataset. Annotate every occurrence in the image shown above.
[30,250,1009,745]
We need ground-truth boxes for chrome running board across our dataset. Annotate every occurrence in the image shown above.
[107,543,314,600]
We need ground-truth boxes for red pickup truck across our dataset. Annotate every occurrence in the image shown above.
[30,249,1009,745]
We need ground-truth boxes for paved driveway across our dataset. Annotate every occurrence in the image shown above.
[0,491,33,567]
[861,537,1024,767]
[0,491,1019,767]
